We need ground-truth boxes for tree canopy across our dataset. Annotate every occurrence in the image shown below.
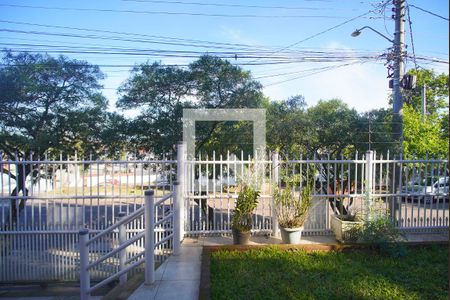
[2,51,447,160]
[0,51,127,223]
[117,55,265,155]
[0,51,122,158]
[402,69,449,158]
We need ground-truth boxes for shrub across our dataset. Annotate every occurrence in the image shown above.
[231,184,259,232]
[273,182,311,228]
[359,215,407,258]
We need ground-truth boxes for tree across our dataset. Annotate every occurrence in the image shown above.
[403,69,449,115]
[0,51,112,223]
[118,55,265,156]
[359,108,394,154]
[117,62,191,154]
[402,69,449,158]
[305,99,362,156]
[403,104,448,158]
[265,95,309,155]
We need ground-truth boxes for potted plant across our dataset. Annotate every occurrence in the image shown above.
[231,183,260,245]
[330,206,363,243]
[273,180,312,244]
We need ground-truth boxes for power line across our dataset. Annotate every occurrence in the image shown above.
[408,4,449,21]
[0,4,343,19]
[122,0,333,11]
[0,19,409,57]
[247,8,376,64]
[0,19,276,51]
[0,28,272,52]
[405,3,418,70]
[263,61,365,87]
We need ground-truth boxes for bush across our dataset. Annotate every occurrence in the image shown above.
[358,215,407,258]
[231,184,259,232]
[273,182,311,228]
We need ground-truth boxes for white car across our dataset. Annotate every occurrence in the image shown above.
[403,176,449,204]
[424,176,449,203]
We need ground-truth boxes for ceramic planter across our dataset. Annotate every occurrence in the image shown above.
[279,226,304,244]
[232,228,251,245]
[330,214,363,243]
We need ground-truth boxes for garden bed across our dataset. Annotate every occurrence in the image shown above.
[201,243,448,300]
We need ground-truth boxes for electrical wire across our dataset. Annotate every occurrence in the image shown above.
[263,61,365,87]
[247,9,376,64]
[408,4,449,21]
[405,3,418,70]
[248,0,393,65]
[0,4,343,19]
[0,19,278,51]
[122,0,333,11]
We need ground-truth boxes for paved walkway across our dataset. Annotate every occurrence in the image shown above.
[128,245,202,300]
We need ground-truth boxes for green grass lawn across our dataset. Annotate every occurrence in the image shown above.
[210,245,449,300]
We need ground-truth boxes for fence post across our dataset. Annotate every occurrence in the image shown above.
[79,228,90,300]
[144,190,155,285]
[365,151,374,221]
[177,142,186,240]
[173,181,181,256]
[271,152,280,237]
[118,212,127,285]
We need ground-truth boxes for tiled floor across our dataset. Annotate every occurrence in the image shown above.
[128,245,202,300]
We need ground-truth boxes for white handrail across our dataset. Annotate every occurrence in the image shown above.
[125,250,145,265]
[155,233,174,248]
[88,258,146,294]
[86,206,145,246]
[87,231,145,270]
[154,213,174,228]
[79,185,180,300]
[154,192,173,207]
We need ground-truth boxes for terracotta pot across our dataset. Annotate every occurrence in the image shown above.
[232,228,251,245]
[279,226,304,244]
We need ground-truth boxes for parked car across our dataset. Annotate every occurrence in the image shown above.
[425,176,449,203]
[401,176,449,204]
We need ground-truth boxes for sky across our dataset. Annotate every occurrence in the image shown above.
[0,0,448,113]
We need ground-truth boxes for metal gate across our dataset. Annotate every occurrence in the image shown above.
[181,148,449,236]
[1,148,448,282]
[0,153,176,282]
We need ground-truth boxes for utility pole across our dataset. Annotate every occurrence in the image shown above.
[392,0,405,153]
[391,0,406,224]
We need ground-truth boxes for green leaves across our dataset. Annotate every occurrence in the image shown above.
[232,184,260,231]
[0,51,116,157]
[117,55,265,155]
[273,178,312,228]
[403,104,448,158]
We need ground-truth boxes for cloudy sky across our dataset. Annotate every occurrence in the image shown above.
[1,0,448,112]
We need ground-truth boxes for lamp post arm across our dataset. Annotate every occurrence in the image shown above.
[358,26,394,43]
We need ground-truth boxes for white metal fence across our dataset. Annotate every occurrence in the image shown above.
[79,187,179,300]
[182,150,449,235]
[0,154,176,282]
[1,149,448,282]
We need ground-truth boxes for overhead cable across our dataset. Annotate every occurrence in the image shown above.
[0,4,343,19]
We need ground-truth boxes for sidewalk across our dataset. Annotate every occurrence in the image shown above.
[128,245,202,300]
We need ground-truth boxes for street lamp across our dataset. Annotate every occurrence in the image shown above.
[350,26,394,43]
[351,24,404,155]
[351,6,406,222]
